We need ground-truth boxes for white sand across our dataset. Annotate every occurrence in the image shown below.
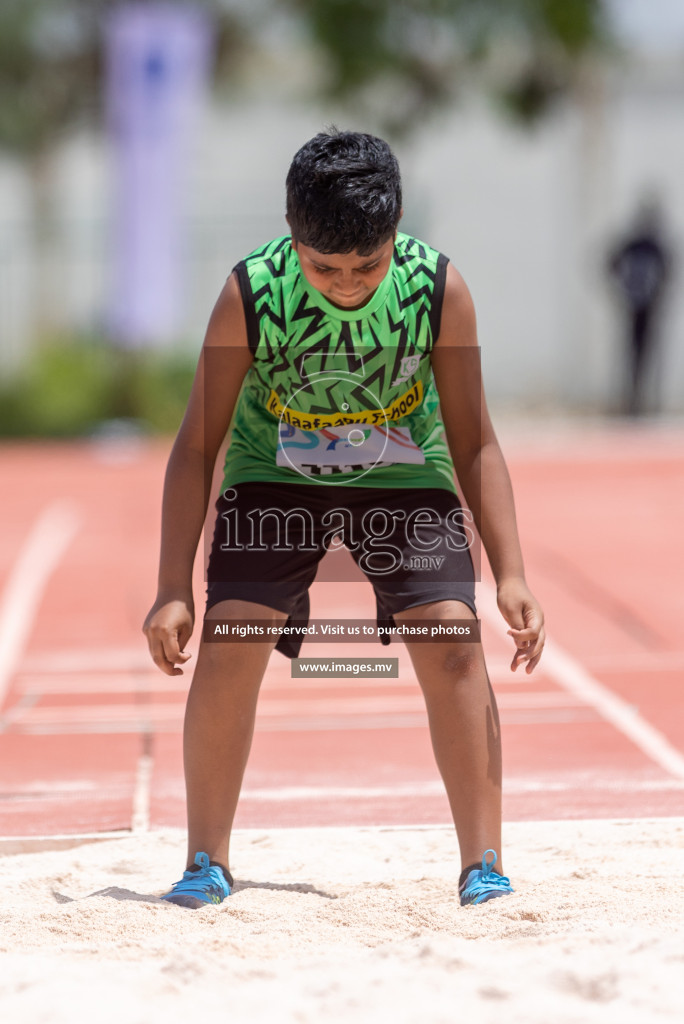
[1,819,683,1023]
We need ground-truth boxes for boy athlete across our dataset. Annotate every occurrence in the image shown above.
[143,130,545,908]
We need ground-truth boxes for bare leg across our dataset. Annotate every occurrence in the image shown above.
[396,600,503,872]
[182,599,286,871]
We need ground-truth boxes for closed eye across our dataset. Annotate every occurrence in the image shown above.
[311,262,381,274]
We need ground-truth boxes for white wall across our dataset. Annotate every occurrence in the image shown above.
[1,57,683,413]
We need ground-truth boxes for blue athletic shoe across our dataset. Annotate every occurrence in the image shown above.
[459,849,514,906]
[162,851,233,908]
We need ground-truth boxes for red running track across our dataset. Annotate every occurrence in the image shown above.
[0,421,683,838]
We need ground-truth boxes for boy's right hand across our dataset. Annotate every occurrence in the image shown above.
[143,598,194,676]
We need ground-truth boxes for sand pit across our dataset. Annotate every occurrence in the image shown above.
[1,818,683,1023]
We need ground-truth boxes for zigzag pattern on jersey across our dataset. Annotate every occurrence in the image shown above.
[392,244,440,352]
[239,234,443,420]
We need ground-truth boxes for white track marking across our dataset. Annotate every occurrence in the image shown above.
[131,754,153,833]
[12,664,530,692]
[541,644,684,778]
[502,776,684,793]
[19,645,684,678]
[20,649,161,673]
[107,692,585,712]
[478,582,684,780]
[16,673,188,695]
[5,777,683,814]
[0,501,81,709]
[3,707,595,735]
[2,690,592,723]
[239,782,446,801]
[575,651,684,672]
[237,776,684,802]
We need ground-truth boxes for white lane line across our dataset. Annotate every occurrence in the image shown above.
[503,776,684,793]
[16,673,187,695]
[19,647,527,682]
[541,644,684,779]
[1,690,592,725]
[239,782,446,801]
[237,776,684,802]
[131,753,153,833]
[19,645,684,681]
[578,651,684,673]
[0,501,81,711]
[6,709,596,735]
[478,582,684,780]
[5,776,684,810]
[17,673,432,695]
[20,649,159,673]
[13,665,530,694]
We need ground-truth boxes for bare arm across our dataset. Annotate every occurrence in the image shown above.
[143,272,254,674]
[431,263,545,672]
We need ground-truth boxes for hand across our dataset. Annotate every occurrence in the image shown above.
[143,596,194,676]
[496,577,545,673]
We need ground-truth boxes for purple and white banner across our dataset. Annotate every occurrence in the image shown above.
[105,2,213,346]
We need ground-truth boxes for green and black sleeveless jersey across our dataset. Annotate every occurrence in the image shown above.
[221,232,457,493]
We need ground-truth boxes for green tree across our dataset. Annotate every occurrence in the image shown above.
[0,0,607,160]
[0,0,607,343]
[284,0,607,132]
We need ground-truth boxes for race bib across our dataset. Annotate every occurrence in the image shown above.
[277,423,425,473]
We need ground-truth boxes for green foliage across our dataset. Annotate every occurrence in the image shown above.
[0,0,100,156]
[0,339,196,437]
[285,0,607,130]
[124,352,198,434]
[0,0,609,157]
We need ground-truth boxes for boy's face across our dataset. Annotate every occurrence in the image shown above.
[292,236,395,310]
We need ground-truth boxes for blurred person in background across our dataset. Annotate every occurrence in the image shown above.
[608,196,672,417]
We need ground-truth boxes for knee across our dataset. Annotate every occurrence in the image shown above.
[439,646,479,677]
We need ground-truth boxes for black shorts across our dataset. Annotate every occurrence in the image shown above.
[205,482,477,657]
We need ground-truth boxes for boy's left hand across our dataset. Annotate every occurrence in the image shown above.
[496,578,545,673]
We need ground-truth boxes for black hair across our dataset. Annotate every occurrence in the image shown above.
[286,129,402,255]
